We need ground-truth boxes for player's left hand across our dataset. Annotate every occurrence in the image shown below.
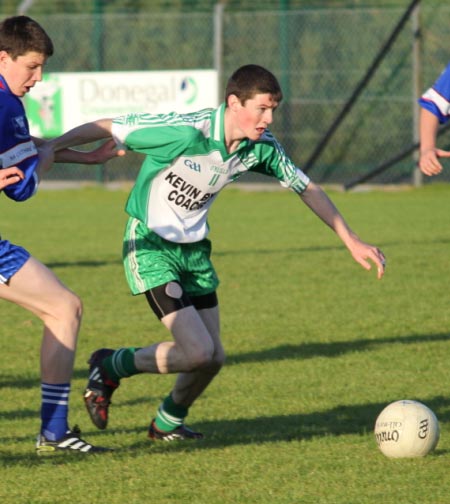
[0,166,25,190]
[348,238,386,279]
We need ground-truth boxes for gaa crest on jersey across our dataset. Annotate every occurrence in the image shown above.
[11,114,29,140]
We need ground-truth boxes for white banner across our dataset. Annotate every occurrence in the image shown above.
[25,70,219,137]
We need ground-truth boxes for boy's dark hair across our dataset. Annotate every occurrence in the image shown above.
[0,15,53,59]
[225,64,283,105]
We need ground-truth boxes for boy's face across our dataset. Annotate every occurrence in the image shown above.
[229,93,279,141]
[0,50,46,97]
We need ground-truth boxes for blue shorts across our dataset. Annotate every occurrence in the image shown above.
[0,238,30,284]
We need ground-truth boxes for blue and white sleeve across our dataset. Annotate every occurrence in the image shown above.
[1,146,39,202]
[419,62,450,124]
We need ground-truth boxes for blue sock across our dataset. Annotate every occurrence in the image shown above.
[40,383,70,441]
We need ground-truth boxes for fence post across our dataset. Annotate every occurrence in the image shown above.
[214,3,224,103]
[279,0,292,142]
[412,3,422,187]
[93,0,105,183]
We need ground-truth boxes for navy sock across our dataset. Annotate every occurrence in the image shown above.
[40,382,70,441]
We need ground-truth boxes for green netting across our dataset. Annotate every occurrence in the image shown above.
[1,1,448,185]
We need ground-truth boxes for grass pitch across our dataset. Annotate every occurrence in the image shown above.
[1,183,450,504]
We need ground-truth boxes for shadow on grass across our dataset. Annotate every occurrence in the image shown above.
[0,370,161,422]
[2,395,449,467]
[1,330,450,465]
[45,258,122,269]
[2,331,449,393]
[213,244,344,257]
[213,236,450,258]
[123,395,450,456]
[0,368,93,391]
[227,332,450,364]
[36,235,450,271]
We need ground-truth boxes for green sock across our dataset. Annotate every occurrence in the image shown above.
[102,347,141,382]
[154,394,188,432]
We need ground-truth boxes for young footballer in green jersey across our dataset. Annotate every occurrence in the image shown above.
[48,64,386,442]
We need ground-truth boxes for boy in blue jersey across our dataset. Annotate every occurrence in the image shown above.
[0,15,118,453]
[418,62,450,176]
[49,64,387,443]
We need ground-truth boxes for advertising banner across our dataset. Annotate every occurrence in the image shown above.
[25,70,219,138]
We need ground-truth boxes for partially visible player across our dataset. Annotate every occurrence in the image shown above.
[0,15,119,453]
[48,64,386,443]
[418,61,450,176]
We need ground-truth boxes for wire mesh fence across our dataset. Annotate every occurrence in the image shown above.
[1,1,449,186]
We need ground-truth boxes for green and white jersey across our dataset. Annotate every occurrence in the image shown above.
[112,103,310,243]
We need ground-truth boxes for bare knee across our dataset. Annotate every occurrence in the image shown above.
[210,348,226,374]
[186,347,225,373]
[42,289,83,327]
[68,291,83,323]
[184,347,212,371]
[58,289,82,323]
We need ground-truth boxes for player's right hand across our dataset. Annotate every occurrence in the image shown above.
[419,148,450,176]
[90,138,126,164]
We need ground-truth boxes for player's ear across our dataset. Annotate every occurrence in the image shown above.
[227,94,241,111]
[0,50,10,65]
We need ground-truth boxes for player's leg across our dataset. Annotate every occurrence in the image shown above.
[141,231,223,438]
[110,219,220,377]
[170,303,224,407]
[147,291,225,439]
[0,255,81,382]
[84,283,223,438]
[0,249,108,452]
[84,284,218,429]
[134,305,217,374]
[83,218,222,434]
[147,304,224,440]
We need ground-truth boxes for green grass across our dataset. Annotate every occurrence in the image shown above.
[1,183,450,503]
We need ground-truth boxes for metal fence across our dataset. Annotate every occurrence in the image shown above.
[2,2,450,186]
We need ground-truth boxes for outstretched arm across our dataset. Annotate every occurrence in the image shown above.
[35,119,125,177]
[419,108,450,176]
[53,139,125,165]
[299,182,386,279]
[48,119,115,151]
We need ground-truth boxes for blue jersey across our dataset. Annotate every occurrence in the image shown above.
[0,74,39,201]
[0,74,39,282]
[419,62,450,124]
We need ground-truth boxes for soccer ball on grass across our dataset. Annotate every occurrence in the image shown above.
[374,400,439,458]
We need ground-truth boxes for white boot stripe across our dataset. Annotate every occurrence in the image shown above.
[70,441,86,450]
[57,437,92,451]
[58,438,76,448]
[89,369,101,381]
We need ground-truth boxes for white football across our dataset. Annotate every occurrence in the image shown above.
[374,400,439,458]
